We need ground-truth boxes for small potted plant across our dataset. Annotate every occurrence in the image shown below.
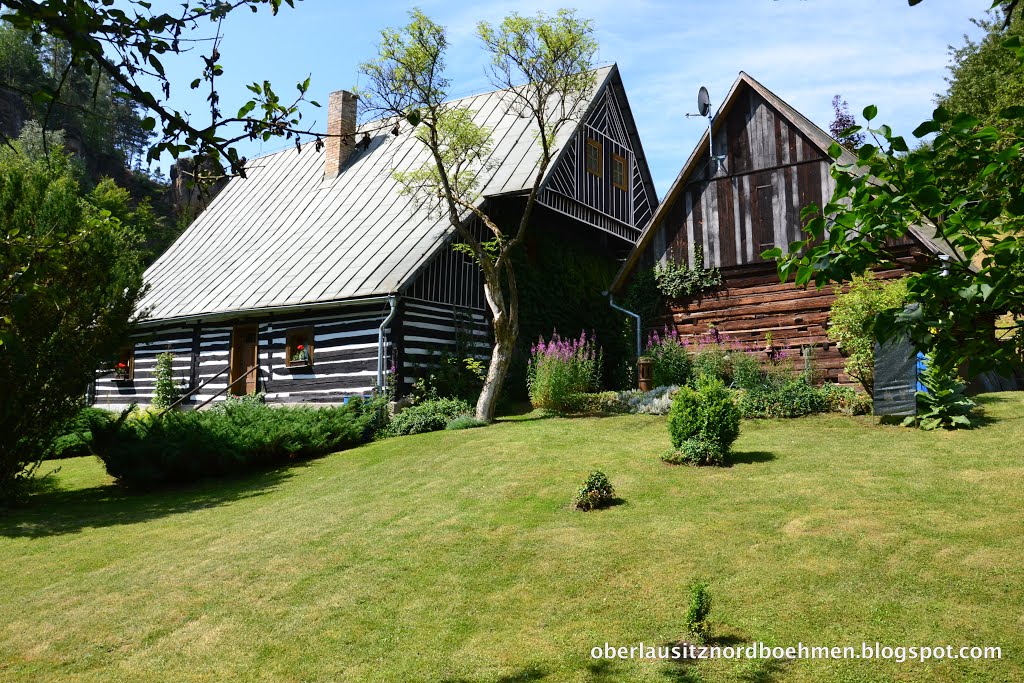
[114,360,131,381]
[290,343,310,367]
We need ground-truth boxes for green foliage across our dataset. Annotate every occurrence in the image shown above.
[152,352,181,409]
[386,398,472,437]
[411,352,486,403]
[653,245,722,300]
[0,138,146,502]
[527,331,603,413]
[662,438,724,467]
[691,344,732,384]
[739,376,827,419]
[666,380,740,465]
[45,407,115,460]
[572,470,615,511]
[828,274,909,394]
[2,1,317,178]
[685,581,713,645]
[939,5,1024,133]
[644,333,691,387]
[767,38,1024,379]
[94,401,372,488]
[444,415,487,431]
[905,358,977,430]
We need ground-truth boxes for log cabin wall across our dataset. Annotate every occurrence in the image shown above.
[664,258,915,384]
[92,302,394,408]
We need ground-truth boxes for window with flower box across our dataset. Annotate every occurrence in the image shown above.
[114,346,134,381]
[285,327,314,369]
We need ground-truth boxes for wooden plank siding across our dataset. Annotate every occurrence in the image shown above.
[660,260,915,384]
[622,77,928,386]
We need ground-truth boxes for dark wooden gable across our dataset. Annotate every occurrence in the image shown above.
[648,82,836,270]
[538,78,656,244]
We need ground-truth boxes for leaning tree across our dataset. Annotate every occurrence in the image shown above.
[359,9,598,421]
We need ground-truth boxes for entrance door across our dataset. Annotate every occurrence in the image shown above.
[230,324,260,396]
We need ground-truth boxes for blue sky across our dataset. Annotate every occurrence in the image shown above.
[156,0,993,196]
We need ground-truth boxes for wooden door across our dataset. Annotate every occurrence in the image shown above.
[230,324,260,396]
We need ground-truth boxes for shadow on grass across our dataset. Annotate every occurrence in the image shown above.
[728,451,776,466]
[0,463,301,539]
[659,634,792,683]
[441,664,548,683]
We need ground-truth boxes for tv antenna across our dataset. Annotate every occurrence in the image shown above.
[686,86,726,174]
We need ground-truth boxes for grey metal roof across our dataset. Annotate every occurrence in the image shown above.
[138,67,615,322]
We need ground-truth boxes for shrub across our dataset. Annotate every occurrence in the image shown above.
[568,391,630,415]
[667,380,740,464]
[527,331,602,413]
[45,407,115,460]
[94,401,372,488]
[662,438,724,466]
[616,385,678,415]
[572,470,615,511]
[828,274,909,394]
[685,581,713,645]
[729,351,764,391]
[905,357,976,430]
[644,328,691,387]
[818,382,856,413]
[653,245,723,300]
[691,344,731,384]
[387,397,473,437]
[152,352,182,409]
[411,352,486,403]
[445,414,487,431]
[738,376,826,419]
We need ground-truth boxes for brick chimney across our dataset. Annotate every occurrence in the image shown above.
[324,90,357,179]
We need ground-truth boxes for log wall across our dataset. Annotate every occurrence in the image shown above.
[663,261,913,384]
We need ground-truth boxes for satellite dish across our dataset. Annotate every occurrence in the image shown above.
[697,86,711,117]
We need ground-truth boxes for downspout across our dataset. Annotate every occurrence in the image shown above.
[604,291,642,358]
[377,295,398,392]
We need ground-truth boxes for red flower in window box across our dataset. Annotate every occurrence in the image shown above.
[114,360,130,380]
[291,342,310,364]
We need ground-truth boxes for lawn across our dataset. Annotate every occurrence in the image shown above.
[1,394,1022,682]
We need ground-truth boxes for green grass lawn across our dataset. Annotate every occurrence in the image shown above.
[2,394,1023,682]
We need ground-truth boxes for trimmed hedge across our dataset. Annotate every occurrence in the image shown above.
[666,380,740,465]
[94,401,373,488]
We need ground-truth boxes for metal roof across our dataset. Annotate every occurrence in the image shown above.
[138,67,615,322]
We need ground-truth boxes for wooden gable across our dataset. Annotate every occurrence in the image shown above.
[538,72,657,244]
[652,81,836,270]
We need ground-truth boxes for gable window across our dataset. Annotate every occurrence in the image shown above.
[611,153,628,191]
[585,138,602,177]
[285,327,314,369]
[114,346,134,381]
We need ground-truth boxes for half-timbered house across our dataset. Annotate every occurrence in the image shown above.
[610,72,951,383]
[92,65,656,408]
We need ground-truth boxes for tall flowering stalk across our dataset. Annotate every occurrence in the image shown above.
[527,330,603,412]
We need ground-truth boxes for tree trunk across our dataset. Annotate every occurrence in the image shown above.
[475,264,519,422]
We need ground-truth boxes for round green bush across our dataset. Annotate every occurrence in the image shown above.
[667,380,740,457]
[572,470,615,511]
[387,397,472,437]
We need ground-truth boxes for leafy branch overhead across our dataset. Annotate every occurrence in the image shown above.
[763,34,1024,376]
[0,0,328,180]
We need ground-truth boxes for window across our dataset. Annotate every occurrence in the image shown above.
[611,153,628,191]
[285,327,314,369]
[585,138,602,176]
[114,346,134,381]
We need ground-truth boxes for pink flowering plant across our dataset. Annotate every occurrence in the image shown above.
[527,330,603,412]
[644,326,691,387]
